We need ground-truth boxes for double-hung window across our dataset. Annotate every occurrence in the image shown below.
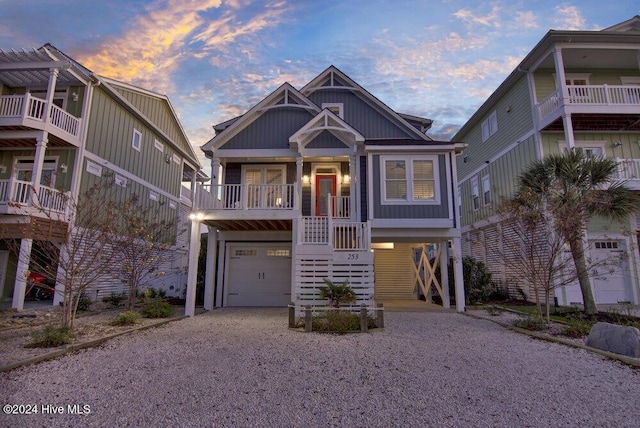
[381,155,439,204]
[471,177,479,211]
[482,175,491,205]
[481,111,498,142]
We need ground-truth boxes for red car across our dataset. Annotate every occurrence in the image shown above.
[27,272,55,300]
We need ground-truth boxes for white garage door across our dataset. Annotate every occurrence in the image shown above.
[559,240,631,305]
[225,243,292,307]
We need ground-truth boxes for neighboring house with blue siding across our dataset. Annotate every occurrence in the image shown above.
[0,44,201,310]
[185,66,466,314]
[454,16,640,306]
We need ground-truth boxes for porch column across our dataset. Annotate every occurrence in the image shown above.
[452,236,465,312]
[215,239,226,307]
[203,226,217,311]
[562,113,576,149]
[45,68,60,123]
[53,249,66,307]
[349,152,356,221]
[31,135,48,201]
[12,238,33,311]
[185,217,202,317]
[296,155,303,211]
[552,48,568,101]
[440,240,451,309]
[211,156,220,183]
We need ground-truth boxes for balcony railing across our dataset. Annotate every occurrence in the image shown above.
[198,183,296,210]
[0,94,80,138]
[537,85,640,123]
[614,158,640,181]
[331,195,350,219]
[0,178,69,215]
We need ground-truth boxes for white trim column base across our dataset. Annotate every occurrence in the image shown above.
[185,220,202,317]
[12,239,33,311]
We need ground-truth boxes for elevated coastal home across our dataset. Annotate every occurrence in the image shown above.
[0,44,201,309]
[184,66,465,315]
[454,16,640,306]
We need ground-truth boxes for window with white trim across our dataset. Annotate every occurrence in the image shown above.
[132,129,142,151]
[482,175,491,205]
[471,176,479,211]
[481,111,498,142]
[381,155,439,204]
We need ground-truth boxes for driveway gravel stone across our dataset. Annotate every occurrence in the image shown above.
[1,308,638,427]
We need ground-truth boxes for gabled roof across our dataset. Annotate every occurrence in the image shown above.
[201,82,320,154]
[99,76,201,167]
[289,108,364,151]
[605,15,640,32]
[301,65,431,141]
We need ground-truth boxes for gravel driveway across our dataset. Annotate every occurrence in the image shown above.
[1,308,638,427]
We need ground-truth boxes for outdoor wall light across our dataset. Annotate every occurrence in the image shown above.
[342,174,351,184]
[613,141,623,148]
[302,175,310,184]
[60,164,68,173]
[0,164,6,174]
[189,212,204,221]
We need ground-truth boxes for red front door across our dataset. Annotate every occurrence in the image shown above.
[315,175,336,216]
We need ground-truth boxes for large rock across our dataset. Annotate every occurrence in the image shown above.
[585,322,640,358]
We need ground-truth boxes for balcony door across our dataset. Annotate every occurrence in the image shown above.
[242,165,285,209]
[315,174,336,216]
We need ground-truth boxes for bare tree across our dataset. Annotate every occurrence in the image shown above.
[106,194,186,310]
[2,179,120,329]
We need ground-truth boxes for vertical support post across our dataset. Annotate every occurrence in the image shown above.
[296,155,303,211]
[31,135,48,201]
[288,302,296,328]
[44,68,59,123]
[452,237,466,313]
[184,218,201,317]
[440,241,451,309]
[360,304,368,332]
[203,226,217,311]
[349,151,356,221]
[376,302,384,328]
[305,305,312,332]
[12,238,33,311]
[562,113,576,149]
[327,193,333,248]
[215,239,226,307]
[552,48,568,102]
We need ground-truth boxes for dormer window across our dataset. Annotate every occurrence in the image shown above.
[322,103,344,119]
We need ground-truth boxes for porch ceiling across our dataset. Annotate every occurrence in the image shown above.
[0,129,75,148]
[544,114,640,132]
[203,219,292,232]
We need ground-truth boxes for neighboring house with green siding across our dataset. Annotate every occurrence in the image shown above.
[454,16,640,306]
[0,44,201,310]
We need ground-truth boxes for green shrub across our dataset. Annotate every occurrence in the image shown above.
[141,300,173,318]
[143,287,157,299]
[29,325,75,348]
[560,318,592,338]
[157,288,167,298]
[318,278,356,308]
[462,257,494,304]
[311,310,363,333]
[110,310,142,326]
[513,314,547,331]
[76,292,93,312]
[103,292,126,308]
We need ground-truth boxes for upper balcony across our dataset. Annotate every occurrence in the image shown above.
[0,94,81,146]
[0,178,70,218]
[537,85,640,129]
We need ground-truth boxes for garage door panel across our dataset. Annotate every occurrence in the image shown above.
[226,243,292,307]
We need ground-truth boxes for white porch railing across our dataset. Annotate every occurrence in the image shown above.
[614,158,640,181]
[537,85,640,122]
[333,221,369,251]
[0,94,80,138]
[199,184,295,210]
[331,195,350,219]
[0,178,69,214]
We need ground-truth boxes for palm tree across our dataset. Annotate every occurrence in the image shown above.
[512,149,640,315]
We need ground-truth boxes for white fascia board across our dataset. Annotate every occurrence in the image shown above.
[371,225,461,240]
[301,148,352,157]
[365,145,457,153]
[370,219,454,228]
[213,149,297,159]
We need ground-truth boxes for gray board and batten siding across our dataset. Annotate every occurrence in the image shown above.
[371,154,450,219]
[219,108,314,150]
[85,88,183,197]
[307,89,415,140]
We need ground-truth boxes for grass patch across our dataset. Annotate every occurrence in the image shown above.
[513,315,547,331]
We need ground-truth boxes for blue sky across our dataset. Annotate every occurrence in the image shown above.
[1,1,638,169]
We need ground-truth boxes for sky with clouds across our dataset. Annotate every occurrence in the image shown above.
[1,0,638,170]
